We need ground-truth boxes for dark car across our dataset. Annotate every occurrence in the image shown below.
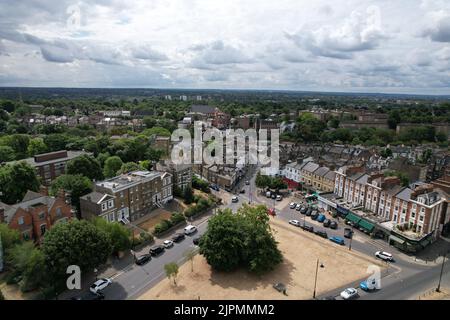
[193,236,202,245]
[271,193,277,199]
[344,228,353,239]
[71,292,105,300]
[239,189,245,194]
[135,254,152,266]
[311,212,319,220]
[209,184,219,191]
[305,208,312,216]
[172,233,185,243]
[300,207,308,214]
[315,230,328,239]
[149,245,165,256]
[323,219,331,228]
[302,225,314,233]
[330,221,338,229]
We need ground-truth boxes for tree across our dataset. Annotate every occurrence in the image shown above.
[41,220,112,289]
[0,223,21,250]
[0,146,15,162]
[0,162,40,204]
[92,218,131,254]
[255,172,271,189]
[164,262,179,286]
[6,242,47,292]
[184,248,197,273]
[43,134,69,151]
[103,156,123,178]
[199,205,282,274]
[66,155,103,181]
[388,110,401,130]
[50,174,92,216]
[27,138,48,156]
[117,162,143,175]
[0,134,30,159]
[183,186,194,204]
[142,126,171,137]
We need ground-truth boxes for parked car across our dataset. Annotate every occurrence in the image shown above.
[301,225,314,233]
[329,236,345,245]
[296,204,303,211]
[184,225,197,235]
[330,221,338,229]
[163,240,174,248]
[360,279,378,292]
[340,288,358,300]
[209,184,220,191]
[290,202,297,209]
[311,212,319,220]
[135,254,151,266]
[89,278,112,294]
[266,191,272,198]
[289,219,301,227]
[71,292,105,300]
[344,228,353,239]
[276,195,283,201]
[267,208,276,216]
[193,236,202,245]
[375,251,394,262]
[305,208,312,216]
[315,230,328,239]
[149,245,165,256]
[317,214,326,223]
[172,233,185,242]
[323,219,331,228]
[300,206,308,214]
[245,180,250,185]
[239,189,245,194]
[231,195,239,202]
[271,193,277,199]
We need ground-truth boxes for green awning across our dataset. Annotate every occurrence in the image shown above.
[389,235,405,245]
[345,213,361,224]
[358,219,375,232]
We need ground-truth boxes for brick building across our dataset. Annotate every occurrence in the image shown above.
[0,190,73,243]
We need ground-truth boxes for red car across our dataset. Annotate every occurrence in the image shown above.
[268,208,276,216]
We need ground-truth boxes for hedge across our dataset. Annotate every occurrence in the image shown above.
[153,212,187,236]
[184,198,214,218]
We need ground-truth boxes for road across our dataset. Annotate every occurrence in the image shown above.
[64,165,449,300]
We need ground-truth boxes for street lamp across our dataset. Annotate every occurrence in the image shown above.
[348,224,354,251]
[436,252,447,293]
[312,259,325,299]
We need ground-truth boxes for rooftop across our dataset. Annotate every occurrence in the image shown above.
[96,170,167,191]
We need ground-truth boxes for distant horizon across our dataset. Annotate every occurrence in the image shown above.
[1,86,450,99]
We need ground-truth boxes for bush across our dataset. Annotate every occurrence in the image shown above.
[153,213,186,235]
[184,198,214,218]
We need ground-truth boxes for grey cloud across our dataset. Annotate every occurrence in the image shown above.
[191,41,253,66]
[423,16,450,42]
[131,45,168,61]
[40,45,75,63]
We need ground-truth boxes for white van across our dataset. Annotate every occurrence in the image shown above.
[184,225,197,235]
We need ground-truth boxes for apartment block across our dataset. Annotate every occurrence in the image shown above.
[80,170,173,223]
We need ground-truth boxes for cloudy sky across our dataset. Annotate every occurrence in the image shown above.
[0,0,449,94]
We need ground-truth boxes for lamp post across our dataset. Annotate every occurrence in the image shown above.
[312,259,324,299]
[348,225,354,251]
[436,252,447,293]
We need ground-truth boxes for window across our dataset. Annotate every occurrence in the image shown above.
[108,200,114,208]
[40,224,47,235]
[23,232,30,240]
[56,207,62,217]
[38,212,45,220]
[419,215,424,222]
[101,202,108,211]
[18,216,24,225]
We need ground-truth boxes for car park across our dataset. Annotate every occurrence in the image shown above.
[329,236,345,245]
[231,195,239,202]
[344,228,353,239]
[330,221,338,229]
[172,233,185,242]
[89,278,112,294]
[340,288,358,300]
[149,245,165,256]
[289,219,302,227]
[375,251,394,262]
[184,225,197,235]
[163,240,174,248]
[135,254,152,266]
[315,230,328,238]
[290,202,297,209]
[323,219,331,228]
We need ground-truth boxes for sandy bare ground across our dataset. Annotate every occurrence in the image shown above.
[417,288,450,300]
[139,218,384,300]
[135,209,173,236]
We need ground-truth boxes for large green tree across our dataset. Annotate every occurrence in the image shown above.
[199,205,282,274]
[103,156,123,178]
[41,220,112,288]
[91,218,131,254]
[66,154,103,181]
[0,146,15,162]
[27,138,48,156]
[0,223,21,250]
[0,162,40,204]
